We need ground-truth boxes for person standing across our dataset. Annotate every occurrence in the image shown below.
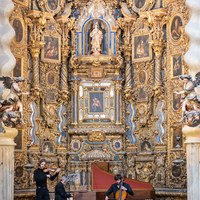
[55,176,72,200]
[105,174,134,200]
[34,159,61,200]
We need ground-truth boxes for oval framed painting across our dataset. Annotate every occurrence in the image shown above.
[170,15,183,42]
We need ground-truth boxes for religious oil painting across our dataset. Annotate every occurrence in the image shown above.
[170,16,182,41]
[173,92,182,111]
[172,127,182,148]
[172,55,182,77]
[141,141,151,152]
[139,70,147,84]
[14,130,23,150]
[133,34,151,62]
[42,141,53,154]
[47,0,59,10]
[46,89,56,103]
[42,36,60,62]
[47,71,55,85]
[89,92,104,113]
[134,0,146,8]
[13,57,22,77]
[138,87,147,101]
[12,18,23,43]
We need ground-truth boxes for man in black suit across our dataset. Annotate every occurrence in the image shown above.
[105,174,134,200]
[55,176,72,200]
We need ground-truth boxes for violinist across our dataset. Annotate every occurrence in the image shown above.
[105,174,134,200]
[34,159,61,200]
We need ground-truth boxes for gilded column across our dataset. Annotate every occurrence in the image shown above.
[117,18,135,102]
[143,9,167,88]
[153,42,165,86]
[183,1,200,200]
[115,77,122,124]
[27,11,46,98]
[57,17,75,103]
[71,76,80,125]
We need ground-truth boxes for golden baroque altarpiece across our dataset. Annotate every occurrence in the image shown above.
[11,0,189,199]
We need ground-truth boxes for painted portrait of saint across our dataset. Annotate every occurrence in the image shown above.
[173,55,182,77]
[139,70,146,83]
[42,141,53,154]
[47,0,58,10]
[173,92,181,110]
[134,35,149,59]
[138,87,147,100]
[13,19,23,43]
[14,130,22,150]
[43,36,59,61]
[89,92,104,113]
[135,0,146,8]
[173,127,182,148]
[171,16,182,41]
[14,58,22,77]
[47,71,55,85]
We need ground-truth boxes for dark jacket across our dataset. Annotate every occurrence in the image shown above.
[55,182,72,200]
[34,168,59,188]
[105,182,134,198]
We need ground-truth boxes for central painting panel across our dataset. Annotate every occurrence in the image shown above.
[79,81,115,124]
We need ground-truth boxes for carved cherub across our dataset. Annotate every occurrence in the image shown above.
[176,73,200,127]
[0,76,24,130]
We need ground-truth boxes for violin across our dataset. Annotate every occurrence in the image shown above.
[43,164,57,173]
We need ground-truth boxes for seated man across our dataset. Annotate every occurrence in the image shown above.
[105,174,134,200]
[55,176,72,200]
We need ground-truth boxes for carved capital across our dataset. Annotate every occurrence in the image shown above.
[152,40,165,57]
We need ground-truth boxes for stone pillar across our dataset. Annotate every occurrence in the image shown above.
[182,126,200,200]
[183,1,200,200]
[0,128,18,200]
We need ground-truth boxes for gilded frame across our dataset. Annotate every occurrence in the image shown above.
[78,82,115,124]
[42,140,54,154]
[132,0,155,13]
[171,53,183,78]
[169,14,183,44]
[132,34,152,62]
[12,17,24,45]
[13,57,23,77]
[14,130,23,151]
[172,92,182,111]
[170,126,183,150]
[41,35,61,63]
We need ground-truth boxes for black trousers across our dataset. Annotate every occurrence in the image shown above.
[36,187,50,200]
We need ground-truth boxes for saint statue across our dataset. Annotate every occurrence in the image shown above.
[90,22,103,55]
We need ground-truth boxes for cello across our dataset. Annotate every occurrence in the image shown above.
[115,177,127,200]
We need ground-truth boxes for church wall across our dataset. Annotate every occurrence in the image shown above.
[10,0,189,199]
